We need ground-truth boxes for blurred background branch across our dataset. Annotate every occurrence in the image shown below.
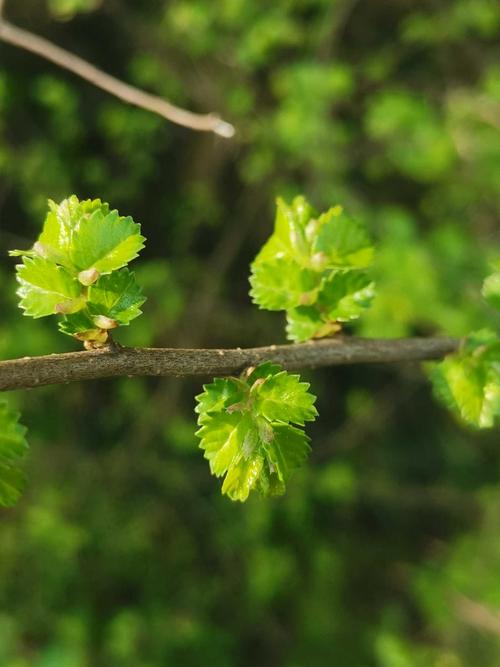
[0,2,235,137]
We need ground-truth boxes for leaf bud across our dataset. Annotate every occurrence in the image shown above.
[78,267,100,286]
[92,315,118,330]
[75,329,109,344]
[310,252,328,270]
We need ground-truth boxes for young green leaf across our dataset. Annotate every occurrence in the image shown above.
[250,258,321,310]
[16,256,84,318]
[286,306,334,343]
[254,371,318,425]
[58,310,103,339]
[431,331,500,428]
[10,196,145,277]
[262,423,311,482]
[319,271,376,322]
[11,196,109,267]
[87,268,146,326]
[312,212,374,269]
[256,196,316,265]
[69,208,145,276]
[10,196,146,346]
[284,272,375,342]
[195,377,247,416]
[0,400,29,507]
[249,196,375,342]
[195,363,316,501]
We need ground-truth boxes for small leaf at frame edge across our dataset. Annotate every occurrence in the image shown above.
[431,342,500,429]
[0,400,29,507]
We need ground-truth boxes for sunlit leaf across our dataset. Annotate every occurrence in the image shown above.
[250,258,321,310]
[195,363,316,501]
[70,208,145,275]
[431,331,500,428]
[87,268,146,325]
[254,371,318,425]
[312,213,374,269]
[16,256,84,318]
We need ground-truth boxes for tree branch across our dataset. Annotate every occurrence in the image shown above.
[0,13,234,137]
[0,336,460,392]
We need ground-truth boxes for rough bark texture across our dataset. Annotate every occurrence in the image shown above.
[0,337,461,392]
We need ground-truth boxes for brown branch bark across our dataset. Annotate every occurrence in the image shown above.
[0,12,234,137]
[0,337,460,392]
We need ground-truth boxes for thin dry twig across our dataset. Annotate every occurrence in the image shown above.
[0,336,460,392]
[0,9,234,137]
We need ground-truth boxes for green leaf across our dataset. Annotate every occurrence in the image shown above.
[431,332,500,428]
[319,271,376,321]
[284,272,375,342]
[0,400,29,507]
[312,212,374,269]
[58,311,109,346]
[197,412,250,478]
[16,256,84,318]
[36,196,109,267]
[69,208,145,275]
[250,258,321,310]
[285,306,332,343]
[195,363,317,501]
[257,196,316,264]
[12,196,145,277]
[10,196,147,345]
[245,362,283,384]
[195,378,247,417]
[87,268,146,325]
[483,271,500,310]
[249,197,375,343]
[221,451,264,502]
[262,423,311,482]
[254,371,318,425]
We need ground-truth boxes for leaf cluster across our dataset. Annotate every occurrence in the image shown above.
[195,362,317,501]
[10,196,146,347]
[249,196,375,341]
[431,268,500,428]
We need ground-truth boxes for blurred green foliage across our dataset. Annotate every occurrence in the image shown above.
[1,0,500,664]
